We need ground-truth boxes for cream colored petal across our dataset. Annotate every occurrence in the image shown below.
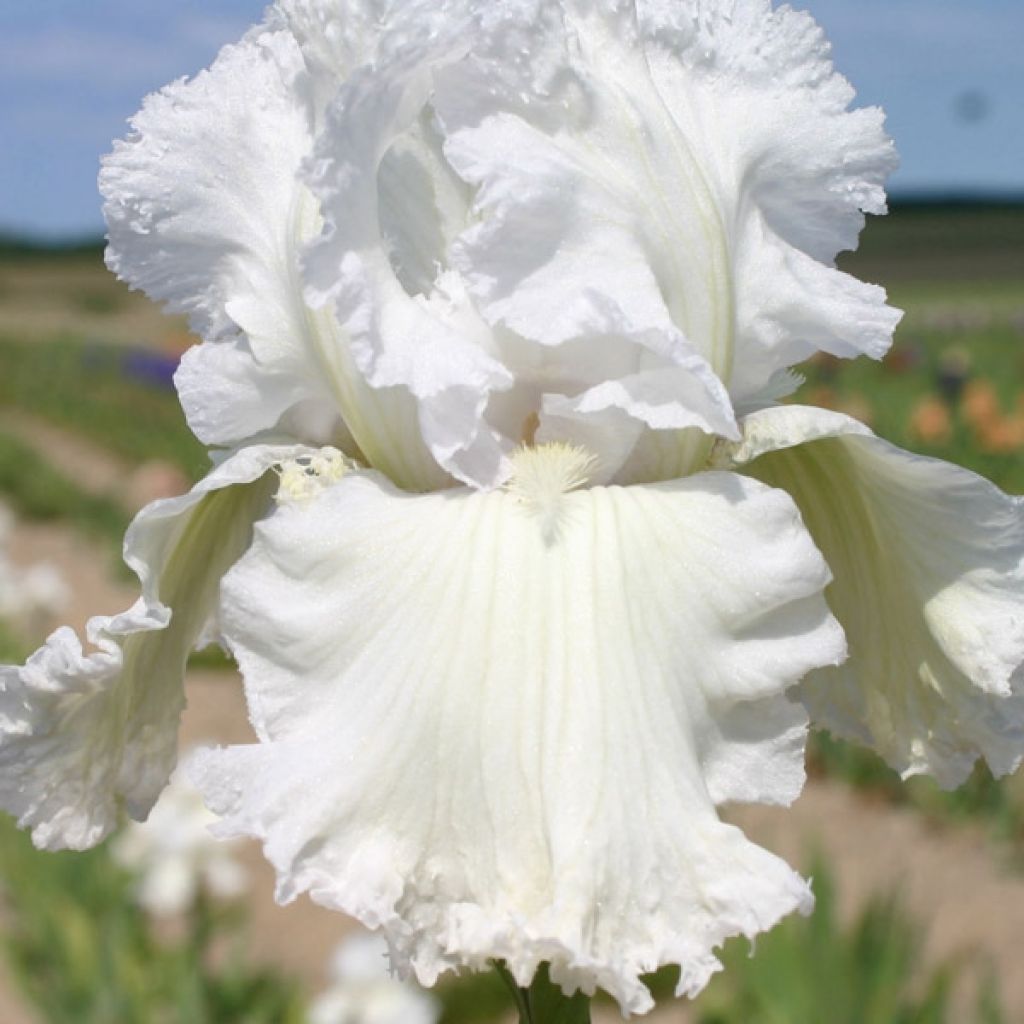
[0,446,302,851]
[193,462,844,1012]
[728,405,1024,787]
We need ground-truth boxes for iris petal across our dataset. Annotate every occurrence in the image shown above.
[728,406,1024,787]
[101,20,448,490]
[193,462,844,1012]
[0,446,301,850]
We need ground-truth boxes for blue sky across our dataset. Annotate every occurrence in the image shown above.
[1,0,1022,238]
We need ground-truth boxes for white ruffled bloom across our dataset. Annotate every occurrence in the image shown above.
[309,933,439,1024]
[112,761,246,915]
[0,0,1021,1015]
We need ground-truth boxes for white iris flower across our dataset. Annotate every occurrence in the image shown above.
[310,933,439,1024]
[0,503,70,626]
[111,761,246,916]
[1,0,1021,1015]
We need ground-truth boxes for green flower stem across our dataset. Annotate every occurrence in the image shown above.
[493,961,593,1024]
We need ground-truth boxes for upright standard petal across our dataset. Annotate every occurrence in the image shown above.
[438,19,740,474]
[0,446,301,851]
[430,0,900,447]
[303,19,515,489]
[630,0,903,402]
[193,456,844,1013]
[723,406,1024,787]
[101,16,449,491]
[100,28,329,441]
[294,0,901,487]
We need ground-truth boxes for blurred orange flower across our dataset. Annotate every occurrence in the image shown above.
[961,378,1002,431]
[908,395,952,446]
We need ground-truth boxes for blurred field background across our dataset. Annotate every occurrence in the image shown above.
[0,199,1021,1023]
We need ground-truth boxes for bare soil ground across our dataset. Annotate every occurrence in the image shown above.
[0,411,136,504]
[0,258,188,348]
[5,518,136,631]
[0,973,35,1024]
[0,411,190,514]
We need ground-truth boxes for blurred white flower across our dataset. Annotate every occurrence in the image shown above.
[0,503,70,625]
[309,934,438,1024]
[16,564,72,621]
[112,761,246,916]
[0,0,1021,1015]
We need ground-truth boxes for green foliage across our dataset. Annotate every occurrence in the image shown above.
[436,970,512,1024]
[0,236,104,263]
[795,320,1024,496]
[0,817,305,1024]
[0,336,208,481]
[493,962,591,1024]
[186,644,239,672]
[685,858,1002,1024]
[843,201,1024,286]
[70,288,127,316]
[0,430,129,549]
[0,619,27,663]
